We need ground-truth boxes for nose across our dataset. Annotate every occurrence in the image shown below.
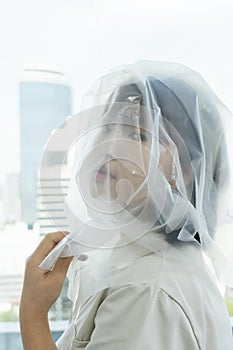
[106,154,117,162]
[111,124,124,138]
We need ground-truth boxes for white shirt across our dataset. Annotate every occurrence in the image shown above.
[57,234,233,349]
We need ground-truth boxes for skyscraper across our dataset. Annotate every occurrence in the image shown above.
[36,128,72,236]
[19,67,72,228]
[3,173,21,224]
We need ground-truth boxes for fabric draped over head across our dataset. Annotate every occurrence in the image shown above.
[39,60,233,301]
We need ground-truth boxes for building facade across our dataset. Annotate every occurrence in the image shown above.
[19,67,72,228]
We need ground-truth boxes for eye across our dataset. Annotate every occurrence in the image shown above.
[129,132,147,142]
[139,133,147,142]
[103,124,113,133]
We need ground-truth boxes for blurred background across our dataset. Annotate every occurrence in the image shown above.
[0,0,233,348]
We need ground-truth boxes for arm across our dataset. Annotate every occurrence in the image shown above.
[19,232,73,350]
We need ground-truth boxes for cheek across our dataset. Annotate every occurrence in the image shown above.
[159,151,173,179]
[142,150,150,174]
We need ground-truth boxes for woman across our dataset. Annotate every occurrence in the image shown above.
[20,60,233,349]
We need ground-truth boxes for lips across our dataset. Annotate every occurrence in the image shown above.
[97,165,107,178]
[96,165,116,179]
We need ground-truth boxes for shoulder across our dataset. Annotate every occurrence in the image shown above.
[73,283,200,350]
[105,283,193,320]
[108,251,163,287]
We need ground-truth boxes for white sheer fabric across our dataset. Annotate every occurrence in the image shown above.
[39,60,233,300]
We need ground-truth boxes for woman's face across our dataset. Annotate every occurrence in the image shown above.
[89,123,175,206]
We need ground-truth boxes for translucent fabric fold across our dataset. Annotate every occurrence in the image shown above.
[39,60,233,300]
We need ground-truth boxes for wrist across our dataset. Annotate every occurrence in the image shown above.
[20,293,51,318]
[20,311,57,350]
[20,302,49,323]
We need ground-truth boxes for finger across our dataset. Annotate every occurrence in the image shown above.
[31,231,70,263]
[49,256,73,279]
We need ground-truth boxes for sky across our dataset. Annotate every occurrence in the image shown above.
[0,0,233,183]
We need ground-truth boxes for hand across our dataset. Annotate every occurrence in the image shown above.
[20,231,73,320]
